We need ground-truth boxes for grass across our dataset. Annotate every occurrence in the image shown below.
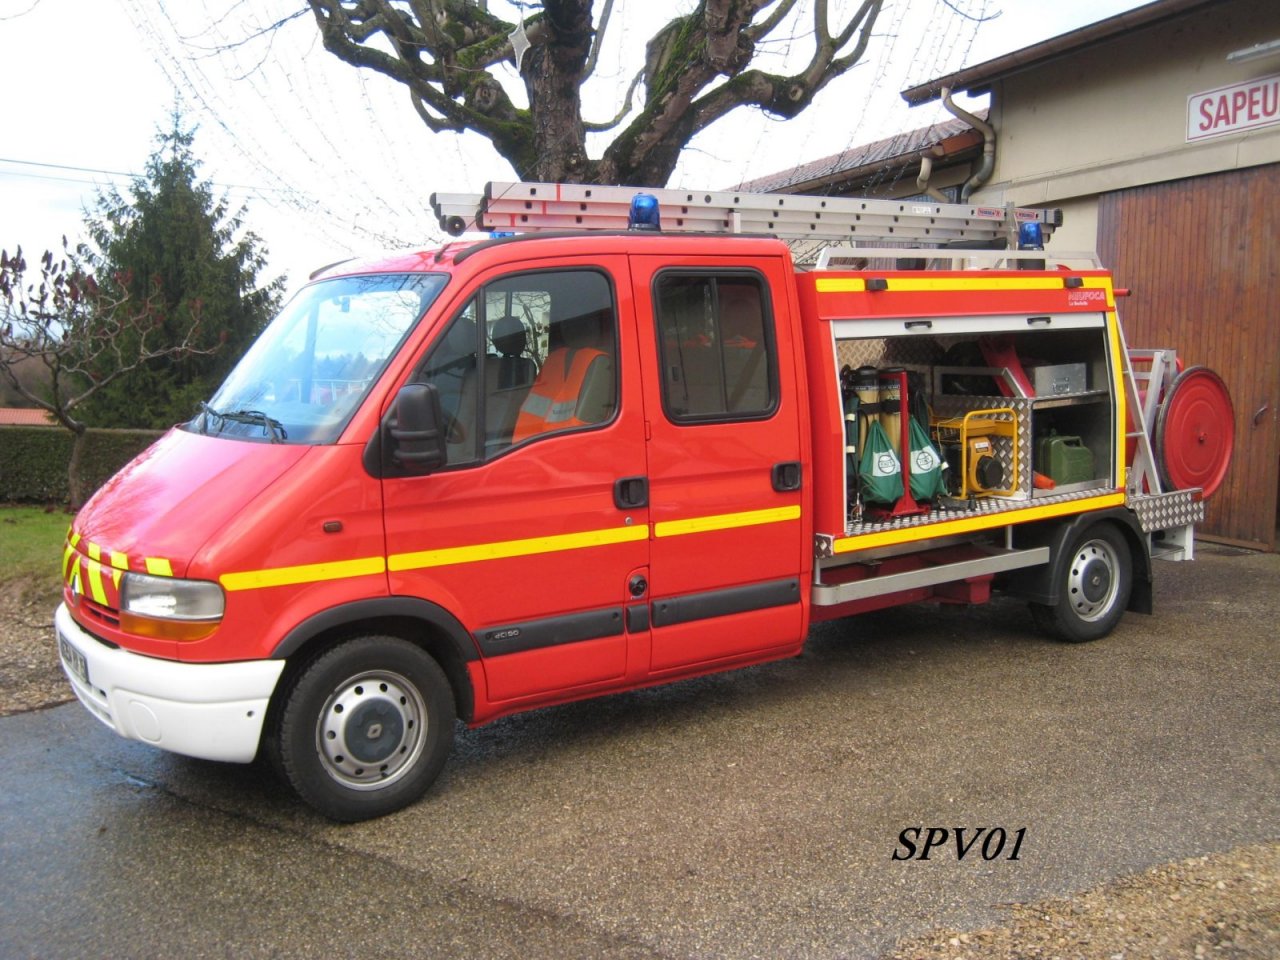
[0,505,72,588]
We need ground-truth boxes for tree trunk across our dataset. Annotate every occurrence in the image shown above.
[522,3,594,181]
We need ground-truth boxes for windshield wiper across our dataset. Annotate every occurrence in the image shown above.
[199,403,287,443]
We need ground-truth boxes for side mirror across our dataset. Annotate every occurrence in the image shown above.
[383,383,448,476]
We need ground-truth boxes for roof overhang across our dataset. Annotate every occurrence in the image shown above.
[735,117,984,195]
[901,0,1223,105]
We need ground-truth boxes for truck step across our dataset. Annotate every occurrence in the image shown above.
[812,545,1049,606]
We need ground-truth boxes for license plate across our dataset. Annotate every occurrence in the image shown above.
[58,633,90,687]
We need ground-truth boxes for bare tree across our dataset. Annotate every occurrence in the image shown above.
[306,0,884,185]
[0,244,211,507]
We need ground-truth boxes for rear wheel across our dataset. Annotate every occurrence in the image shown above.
[269,636,455,821]
[1030,523,1132,643]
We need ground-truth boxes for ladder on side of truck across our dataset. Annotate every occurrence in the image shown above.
[1119,343,1209,562]
[430,180,1062,247]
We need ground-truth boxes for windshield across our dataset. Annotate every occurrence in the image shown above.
[188,272,446,444]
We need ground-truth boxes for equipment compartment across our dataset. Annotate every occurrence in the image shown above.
[833,321,1117,537]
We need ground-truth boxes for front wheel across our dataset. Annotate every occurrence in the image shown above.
[269,636,455,821]
[1030,522,1133,643]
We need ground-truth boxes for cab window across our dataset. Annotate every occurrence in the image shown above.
[654,272,777,421]
[414,269,618,464]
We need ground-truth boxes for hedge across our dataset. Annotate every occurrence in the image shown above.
[0,426,164,505]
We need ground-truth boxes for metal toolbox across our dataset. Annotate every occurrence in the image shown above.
[1030,362,1087,396]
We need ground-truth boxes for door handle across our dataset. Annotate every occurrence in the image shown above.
[614,476,648,509]
[771,461,802,492]
[1254,403,1270,427]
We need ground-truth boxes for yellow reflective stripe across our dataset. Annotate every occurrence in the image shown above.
[83,555,108,605]
[874,277,1070,292]
[817,275,1111,297]
[109,552,128,589]
[655,505,801,539]
[831,492,1126,554]
[201,507,798,592]
[1084,276,1115,307]
[63,532,82,585]
[390,524,648,573]
[145,557,174,577]
[815,277,866,293]
[1106,306,1126,488]
[221,556,387,592]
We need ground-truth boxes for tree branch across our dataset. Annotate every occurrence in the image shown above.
[583,67,643,133]
[688,0,882,136]
[307,0,533,165]
[298,0,901,184]
[1,245,215,433]
[582,0,615,79]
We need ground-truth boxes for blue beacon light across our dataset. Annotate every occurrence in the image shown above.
[1017,221,1044,250]
[628,193,662,231]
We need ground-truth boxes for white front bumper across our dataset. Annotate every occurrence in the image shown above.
[55,603,285,763]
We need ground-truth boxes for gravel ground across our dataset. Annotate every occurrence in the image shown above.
[886,843,1279,959]
[0,576,69,717]
[4,555,1277,958]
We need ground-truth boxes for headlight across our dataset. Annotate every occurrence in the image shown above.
[120,572,225,641]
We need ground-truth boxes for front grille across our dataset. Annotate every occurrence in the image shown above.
[80,597,121,629]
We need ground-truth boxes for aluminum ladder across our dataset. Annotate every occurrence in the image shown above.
[430,180,1061,247]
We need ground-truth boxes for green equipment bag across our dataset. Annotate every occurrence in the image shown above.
[908,416,946,501]
[859,419,903,504]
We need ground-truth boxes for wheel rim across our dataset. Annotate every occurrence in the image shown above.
[1067,538,1120,622]
[315,670,427,791]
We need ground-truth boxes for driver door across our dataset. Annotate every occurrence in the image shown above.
[381,258,652,705]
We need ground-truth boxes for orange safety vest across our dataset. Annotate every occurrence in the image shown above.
[512,346,607,441]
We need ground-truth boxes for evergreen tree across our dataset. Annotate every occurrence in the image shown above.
[76,109,284,428]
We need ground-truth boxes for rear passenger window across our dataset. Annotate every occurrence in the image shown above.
[655,273,777,421]
[413,269,618,465]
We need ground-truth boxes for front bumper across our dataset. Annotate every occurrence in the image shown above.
[55,603,285,763]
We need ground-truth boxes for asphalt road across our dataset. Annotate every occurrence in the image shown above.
[1,543,1277,959]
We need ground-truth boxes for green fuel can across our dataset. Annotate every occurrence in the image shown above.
[1037,433,1094,485]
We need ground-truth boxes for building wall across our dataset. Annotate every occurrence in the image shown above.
[976,0,1280,209]
[1097,165,1279,550]
[960,0,1280,547]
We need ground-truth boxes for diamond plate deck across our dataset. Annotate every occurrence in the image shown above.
[1129,489,1204,532]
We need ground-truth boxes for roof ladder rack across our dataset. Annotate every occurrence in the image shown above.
[430,181,1062,248]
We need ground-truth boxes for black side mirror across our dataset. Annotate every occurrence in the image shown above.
[367,382,448,477]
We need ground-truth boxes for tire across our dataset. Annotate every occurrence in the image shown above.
[1030,522,1132,643]
[269,636,455,821]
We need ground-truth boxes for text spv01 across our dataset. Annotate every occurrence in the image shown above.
[892,827,1026,861]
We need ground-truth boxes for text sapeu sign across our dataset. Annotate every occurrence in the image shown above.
[1188,73,1280,142]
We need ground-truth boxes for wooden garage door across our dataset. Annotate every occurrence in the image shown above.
[1097,165,1279,551]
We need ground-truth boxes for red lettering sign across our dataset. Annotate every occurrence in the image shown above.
[1188,74,1280,141]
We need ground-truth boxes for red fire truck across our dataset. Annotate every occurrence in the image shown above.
[55,182,1233,820]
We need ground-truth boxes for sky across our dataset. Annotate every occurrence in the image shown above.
[0,0,1149,292]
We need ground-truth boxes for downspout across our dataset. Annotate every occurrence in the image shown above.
[915,144,949,203]
[941,86,995,201]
